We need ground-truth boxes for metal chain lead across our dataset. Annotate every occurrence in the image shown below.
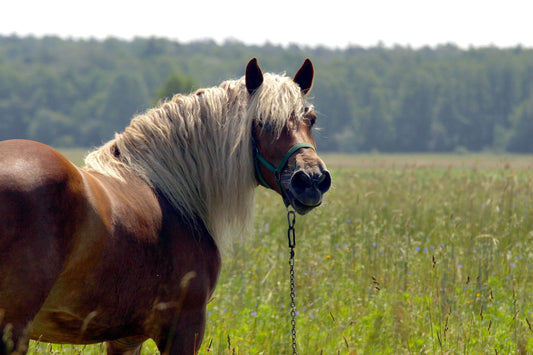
[287,209,297,355]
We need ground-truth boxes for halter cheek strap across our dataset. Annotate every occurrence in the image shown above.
[251,137,316,206]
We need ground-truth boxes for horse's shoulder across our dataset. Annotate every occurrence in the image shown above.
[80,167,164,243]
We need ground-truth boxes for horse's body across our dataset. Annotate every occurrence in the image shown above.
[0,140,220,354]
[0,59,330,354]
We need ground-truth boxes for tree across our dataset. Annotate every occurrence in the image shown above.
[2,35,533,152]
[506,93,533,152]
[394,70,435,151]
[27,109,75,146]
[0,96,30,141]
[98,72,150,140]
[153,72,197,104]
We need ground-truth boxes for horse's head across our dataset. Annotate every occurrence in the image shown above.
[246,58,331,214]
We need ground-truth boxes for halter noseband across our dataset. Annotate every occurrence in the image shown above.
[251,136,316,206]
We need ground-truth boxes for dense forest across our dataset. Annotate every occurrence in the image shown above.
[1,35,532,152]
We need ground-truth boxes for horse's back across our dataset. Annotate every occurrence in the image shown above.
[0,139,82,191]
[0,140,85,349]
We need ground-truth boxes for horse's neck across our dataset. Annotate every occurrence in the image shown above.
[154,97,255,249]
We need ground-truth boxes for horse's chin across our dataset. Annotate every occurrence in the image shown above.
[285,190,322,215]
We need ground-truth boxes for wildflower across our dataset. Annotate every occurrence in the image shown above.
[251,311,257,317]
[457,264,463,269]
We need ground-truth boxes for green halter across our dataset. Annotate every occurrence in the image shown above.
[251,136,316,206]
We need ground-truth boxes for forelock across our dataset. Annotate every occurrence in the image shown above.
[246,73,309,138]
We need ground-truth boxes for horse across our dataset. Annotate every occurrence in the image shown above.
[0,58,331,354]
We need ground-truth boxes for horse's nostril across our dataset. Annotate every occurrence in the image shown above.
[317,170,331,193]
[291,169,331,195]
[291,170,311,193]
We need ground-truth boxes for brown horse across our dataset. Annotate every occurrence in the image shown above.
[0,58,330,354]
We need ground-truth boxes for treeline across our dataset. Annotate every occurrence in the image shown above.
[1,35,532,152]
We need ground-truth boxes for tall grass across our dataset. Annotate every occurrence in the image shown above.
[26,154,533,353]
[203,155,533,354]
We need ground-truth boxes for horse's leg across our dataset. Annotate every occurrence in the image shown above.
[106,336,147,355]
[0,318,32,355]
[0,220,68,355]
[0,234,65,355]
[0,261,61,354]
[1,185,78,353]
[155,307,207,355]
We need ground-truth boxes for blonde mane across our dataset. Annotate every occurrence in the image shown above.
[84,73,310,249]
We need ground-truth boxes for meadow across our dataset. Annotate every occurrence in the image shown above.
[28,153,533,354]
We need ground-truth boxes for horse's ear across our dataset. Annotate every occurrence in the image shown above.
[246,58,264,95]
[293,58,314,95]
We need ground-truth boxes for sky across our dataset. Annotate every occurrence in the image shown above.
[1,0,532,49]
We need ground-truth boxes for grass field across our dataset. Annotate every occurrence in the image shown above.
[28,153,533,353]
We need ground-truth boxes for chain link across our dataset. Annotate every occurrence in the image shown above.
[287,209,297,355]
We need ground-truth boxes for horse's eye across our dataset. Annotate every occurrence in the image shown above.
[255,120,273,132]
[306,113,317,127]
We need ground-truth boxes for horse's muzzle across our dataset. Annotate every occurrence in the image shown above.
[286,168,331,214]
